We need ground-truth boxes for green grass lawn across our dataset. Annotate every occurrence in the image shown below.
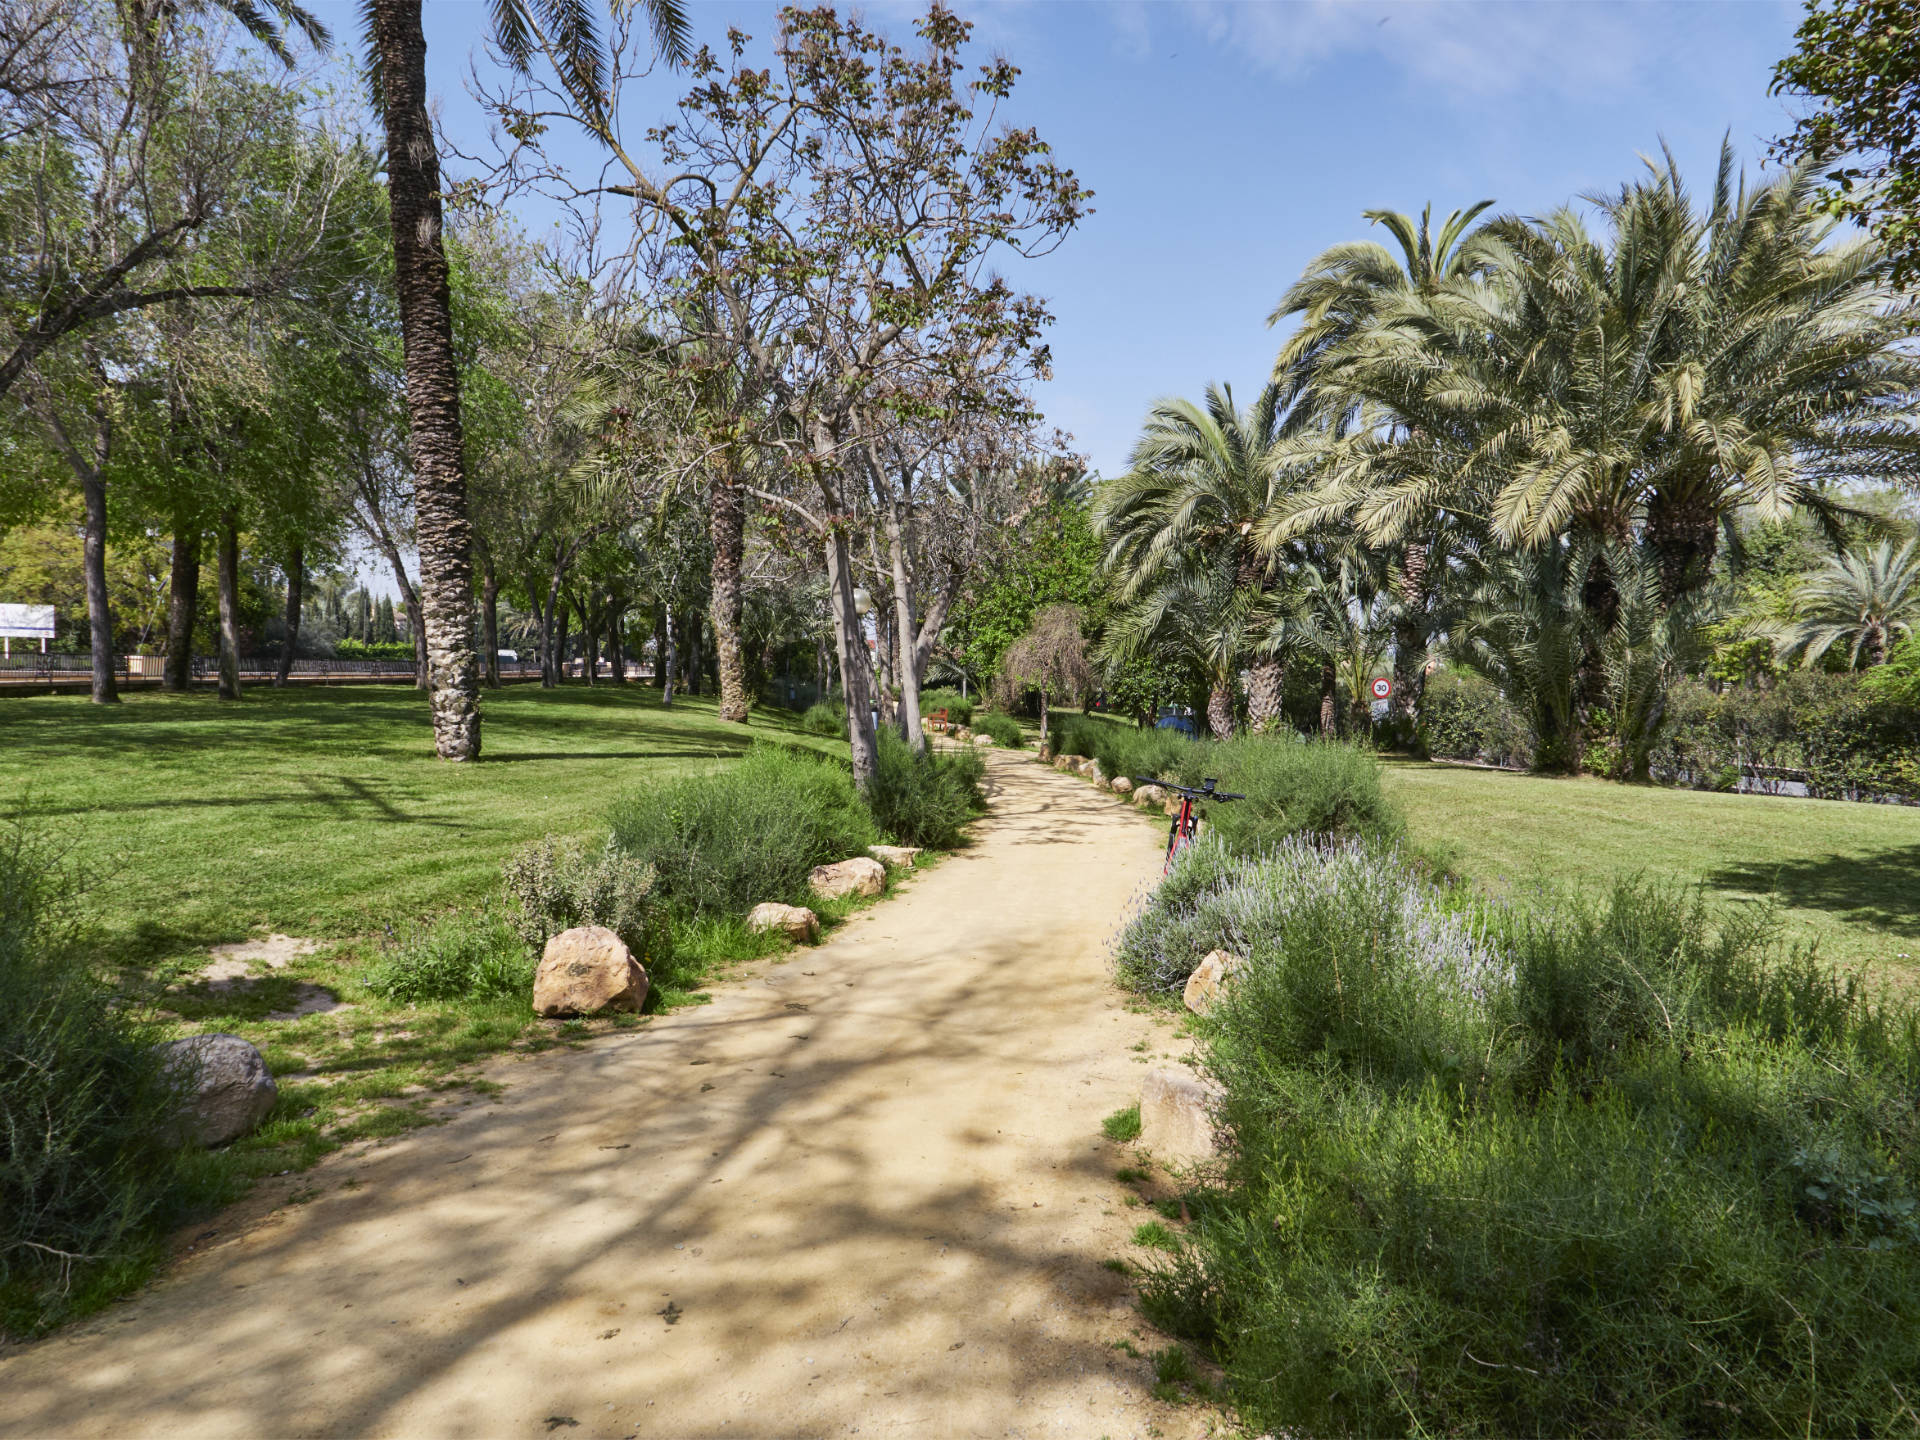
[0,683,844,966]
[1386,759,1920,983]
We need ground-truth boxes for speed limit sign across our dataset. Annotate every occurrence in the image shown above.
[1370,677,1392,700]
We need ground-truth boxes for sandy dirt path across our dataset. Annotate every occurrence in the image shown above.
[2,749,1218,1440]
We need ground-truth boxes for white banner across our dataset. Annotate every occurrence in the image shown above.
[0,603,55,638]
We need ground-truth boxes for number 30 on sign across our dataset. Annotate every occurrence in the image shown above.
[1370,677,1392,700]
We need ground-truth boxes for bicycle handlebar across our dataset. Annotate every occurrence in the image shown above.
[1131,777,1246,801]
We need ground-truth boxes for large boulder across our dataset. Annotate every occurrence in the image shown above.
[869,845,922,869]
[1139,1067,1224,1167]
[747,902,819,942]
[1076,756,1102,779]
[1183,950,1243,1016]
[157,1034,277,1147]
[1134,784,1166,808]
[809,856,886,900]
[1110,776,1134,795]
[534,926,648,1016]
[972,732,996,747]
[1053,755,1075,773]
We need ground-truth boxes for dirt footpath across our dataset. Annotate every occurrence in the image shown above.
[2,749,1219,1440]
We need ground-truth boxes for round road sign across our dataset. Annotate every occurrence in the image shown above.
[1370,677,1392,700]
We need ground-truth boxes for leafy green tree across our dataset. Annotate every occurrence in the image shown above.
[1780,539,1920,668]
[947,493,1101,689]
[1773,0,1920,286]
[1093,382,1307,731]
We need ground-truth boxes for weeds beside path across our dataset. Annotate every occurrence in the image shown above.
[0,750,1216,1439]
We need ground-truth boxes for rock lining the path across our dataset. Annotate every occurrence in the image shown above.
[156,1033,278,1146]
[534,927,648,1016]
[868,845,922,869]
[1139,1067,1224,1166]
[747,903,819,942]
[1182,950,1242,1016]
[809,857,886,900]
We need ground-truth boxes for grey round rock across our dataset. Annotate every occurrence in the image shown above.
[156,1033,278,1147]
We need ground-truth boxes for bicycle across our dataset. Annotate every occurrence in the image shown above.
[1134,776,1245,873]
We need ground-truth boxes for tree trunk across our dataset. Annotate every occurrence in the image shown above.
[583,601,599,687]
[885,498,926,753]
[661,601,677,707]
[1390,540,1429,746]
[1318,660,1337,737]
[1207,679,1234,739]
[709,453,751,722]
[370,0,480,760]
[1246,656,1285,733]
[1645,489,1719,608]
[826,527,880,790]
[81,472,117,704]
[216,509,241,701]
[652,610,667,688]
[405,590,428,690]
[683,612,701,696]
[275,542,303,687]
[475,532,500,688]
[609,604,625,684]
[163,514,199,692]
[555,599,570,684]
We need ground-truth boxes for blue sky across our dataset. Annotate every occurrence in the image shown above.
[318,0,1809,477]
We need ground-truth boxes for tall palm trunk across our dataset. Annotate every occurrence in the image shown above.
[709,451,750,722]
[1390,540,1429,746]
[163,516,199,692]
[1207,678,1234,739]
[275,542,303,687]
[660,601,677,707]
[1644,488,1719,609]
[1246,657,1285,733]
[215,509,241,701]
[1318,660,1337,737]
[652,611,667,688]
[370,0,480,759]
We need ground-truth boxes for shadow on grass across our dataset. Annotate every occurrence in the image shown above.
[1704,843,1920,938]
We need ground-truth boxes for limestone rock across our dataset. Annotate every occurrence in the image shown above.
[746,902,819,942]
[1110,776,1134,795]
[1134,783,1166,807]
[869,845,922,869]
[156,1033,277,1147]
[1076,756,1102,779]
[972,732,996,747]
[534,926,648,1017]
[1053,755,1075,772]
[809,856,886,900]
[1139,1066,1224,1166]
[952,725,972,741]
[1183,950,1243,1016]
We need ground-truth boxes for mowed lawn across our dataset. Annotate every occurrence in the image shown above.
[0,684,843,966]
[1387,759,1920,981]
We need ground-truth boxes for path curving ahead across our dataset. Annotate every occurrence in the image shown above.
[2,749,1215,1440]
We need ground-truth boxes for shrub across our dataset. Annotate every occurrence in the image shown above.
[800,701,844,737]
[1052,714,1193,783]
[606,743,875,917]
[866,729,985,849]
[501,835,666,963]
[1124,842,1920,1438]
[1419,667,1531,768]
[919,688,975,726]
[1169,736,1402,852]
[361,905,535,1004]
[0,831,210,1336]
[973,711,1023,748]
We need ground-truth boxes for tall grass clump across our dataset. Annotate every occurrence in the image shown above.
[972,711,1023,748]
[866,730,985,848]
[1173,735,1401,851]
[0,831,216,1337]
[360,904,537,1004]
[1123,847,1920,1437]
[800,700,843,736]
[606,743,875,917]
[1052,714,1189,784]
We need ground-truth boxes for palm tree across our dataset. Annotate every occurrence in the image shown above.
[1094,382,1309,733]
[1780,540,1920,669]
[359,0,691,759]
[1099,563,1249,740]
[1270,199,1494,738]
